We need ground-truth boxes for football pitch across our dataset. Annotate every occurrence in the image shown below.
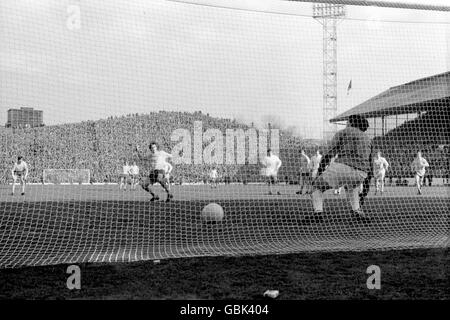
[0,184,448,299]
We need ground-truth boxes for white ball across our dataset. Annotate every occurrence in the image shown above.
[201,203,224,222]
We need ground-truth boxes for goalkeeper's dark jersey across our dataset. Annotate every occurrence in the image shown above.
[327,126,372,173]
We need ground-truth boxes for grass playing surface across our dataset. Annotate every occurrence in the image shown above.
[0,184,448,299]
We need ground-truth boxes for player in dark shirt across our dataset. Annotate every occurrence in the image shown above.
[307,115,373,222]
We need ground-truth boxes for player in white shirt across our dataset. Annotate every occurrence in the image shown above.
[209,168,218,188]
[11,156,29,196]
[136,142,173,202]
[310,149,323,180]
[163,162,173,192]
[373,151,389,195]
[307,149,324,195]
[329,155,342,196]
[129,162,140,190]
[296,150,311,195]
[119,161,131,190]
[261,148,282,195]
[410,151,429,195]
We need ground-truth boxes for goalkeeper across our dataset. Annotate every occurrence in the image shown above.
[11,156,29,196]
[309,115,373,220]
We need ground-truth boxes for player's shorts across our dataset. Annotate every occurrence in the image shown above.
[415,170,426,178]
[267,174,278,184]
[149,169,166,185]
[13,171,25,178]
[261,167,278,177]
[130,174,139,180]
[374,169,386,180]
[317,162,367,189]
[119,173,130,179]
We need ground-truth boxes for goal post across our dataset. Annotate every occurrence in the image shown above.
[43,169,91,185]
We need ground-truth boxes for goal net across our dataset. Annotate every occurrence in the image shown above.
[0,0,448,268]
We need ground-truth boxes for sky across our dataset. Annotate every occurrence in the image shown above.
[0,0,448,139]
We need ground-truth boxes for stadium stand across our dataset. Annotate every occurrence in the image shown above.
[331,71,450,183]
[372,110,450,180]
[0,111,307,184]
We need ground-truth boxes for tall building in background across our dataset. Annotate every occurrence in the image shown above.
[5,107,44,128]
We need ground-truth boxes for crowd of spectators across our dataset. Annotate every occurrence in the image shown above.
[0,111,305,184]
[372,110,450,183]
[0,110,448,185]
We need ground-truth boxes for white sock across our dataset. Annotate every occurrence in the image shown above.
[347,187,361,211]
[311,190,324,212]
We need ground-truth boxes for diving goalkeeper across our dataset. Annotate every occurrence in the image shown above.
[309,115,373,220]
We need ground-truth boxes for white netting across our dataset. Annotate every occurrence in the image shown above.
[0,0,449,269]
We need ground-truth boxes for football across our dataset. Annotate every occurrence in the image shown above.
[201,203,224,222]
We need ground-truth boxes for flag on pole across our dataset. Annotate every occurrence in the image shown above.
[347,80,352,95]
